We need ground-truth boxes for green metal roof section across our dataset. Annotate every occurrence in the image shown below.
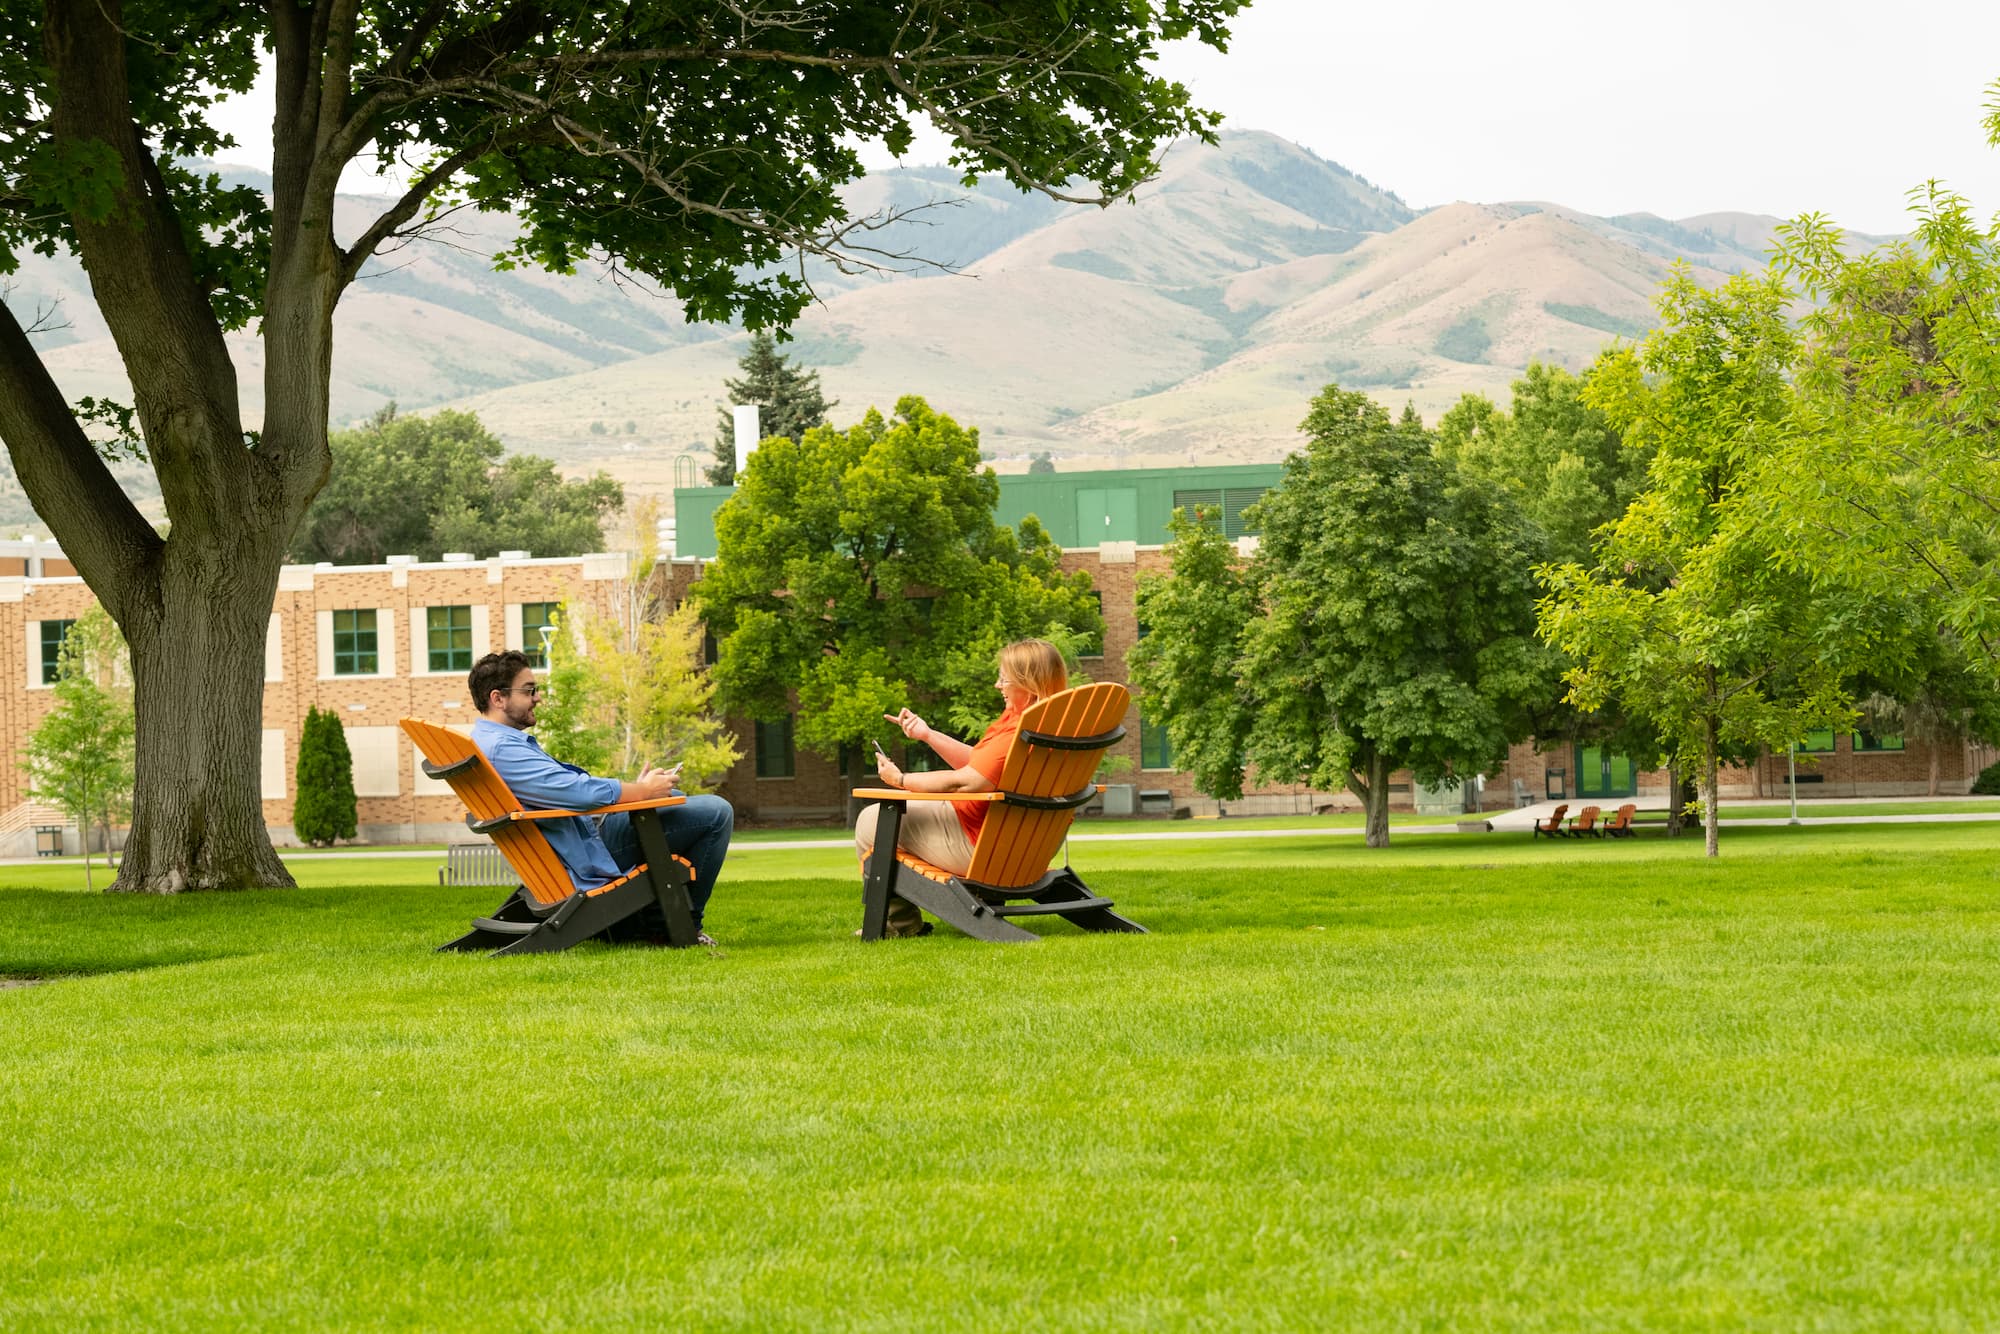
[671,462,1287,560]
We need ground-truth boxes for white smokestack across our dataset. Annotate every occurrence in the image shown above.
[732,404,760,482]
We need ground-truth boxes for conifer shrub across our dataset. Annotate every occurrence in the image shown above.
[294,705,358,846]
[1971,760,2000,796]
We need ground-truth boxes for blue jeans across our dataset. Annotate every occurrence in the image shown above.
[599,793,734,931]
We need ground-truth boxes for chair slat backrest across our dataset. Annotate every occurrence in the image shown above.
[964,682,1131,889]
[400,718,579,907]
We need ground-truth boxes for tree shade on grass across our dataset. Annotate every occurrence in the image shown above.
[3,824,1999,1328]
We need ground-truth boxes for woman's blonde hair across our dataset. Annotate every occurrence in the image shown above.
[999,639,1068,702]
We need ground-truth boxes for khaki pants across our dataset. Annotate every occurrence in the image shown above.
[855,801,975,933]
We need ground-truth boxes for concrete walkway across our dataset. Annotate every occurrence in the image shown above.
[11,800,2000,872]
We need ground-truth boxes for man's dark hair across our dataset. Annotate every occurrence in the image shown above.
[469,650,535,711]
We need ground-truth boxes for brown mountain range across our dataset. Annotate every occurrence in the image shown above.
[4,131,1874,520]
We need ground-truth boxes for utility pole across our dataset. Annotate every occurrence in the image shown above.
[1787,742,1800,825]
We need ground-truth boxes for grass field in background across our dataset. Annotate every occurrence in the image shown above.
[4,824,1999,1329]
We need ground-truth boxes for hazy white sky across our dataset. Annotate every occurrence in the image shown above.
[211,0,2000,235]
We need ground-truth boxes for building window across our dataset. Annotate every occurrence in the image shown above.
[1080,591,1104,658]
[428,605,473,673]
[755,715,795,778]
[1801,728,1837,754]
[1854,731,1905,752]
[39,619,74,684]
[332,609,378,676]
[520,601,561,667]
[1172,486,1269,539]
[1140,720,1173,770]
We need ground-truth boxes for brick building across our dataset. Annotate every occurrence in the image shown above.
[1,545,630,853]
[1,462,1987,851]
[672,465,1991,821]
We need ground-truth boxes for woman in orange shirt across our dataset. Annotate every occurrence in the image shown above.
[856,638,1069,937]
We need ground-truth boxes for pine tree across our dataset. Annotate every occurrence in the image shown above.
[707,331,835,484]
[293,706,358,846]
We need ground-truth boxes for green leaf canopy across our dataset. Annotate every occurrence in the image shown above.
[694,396,1101,756]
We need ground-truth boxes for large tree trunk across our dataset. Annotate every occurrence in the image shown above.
[1348,749,1392,849]
[1929,739,1942,798]
[0,0,344,891]
[112,543,293,892]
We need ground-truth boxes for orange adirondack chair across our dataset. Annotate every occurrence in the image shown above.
[852,682,1146,942]
[1531,803,1569,839]
[400,718,698,954]
[1568,804,1603,838]
[1603,803,1638,838]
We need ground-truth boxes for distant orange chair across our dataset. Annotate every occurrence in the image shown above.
[1531,803,1569,839]
[400,718,698,954]
[1603,803,1638,838]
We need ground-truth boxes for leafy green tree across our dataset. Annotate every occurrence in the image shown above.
[21,607,135,891]
[694,396,1102,777]
[291,407,622,564]
[708,331,836,485]
[1765,101,2000,671]
[1436,362,1661,802]
[1436,362,1649,567]
[292,706,357,847]
[1135,386,1548,848]
[1539,269,1863,857]
[538,501,739,788]
[1847,605,2000,797]
[1129,509,1257,800]
[0,1,1241,893]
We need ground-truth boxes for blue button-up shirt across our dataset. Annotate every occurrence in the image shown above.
[472,719,624,890]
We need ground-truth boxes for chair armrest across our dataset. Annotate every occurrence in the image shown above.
[850,788,1004,802]
[507,795,688,821]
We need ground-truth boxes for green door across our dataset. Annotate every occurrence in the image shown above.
[1076,487,1139,544]
[1576,745,1637,799]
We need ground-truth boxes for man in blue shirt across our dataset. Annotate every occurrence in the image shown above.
[469,650,734,944]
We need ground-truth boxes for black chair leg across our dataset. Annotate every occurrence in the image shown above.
[630,807,699,947]
[859,802,904,942]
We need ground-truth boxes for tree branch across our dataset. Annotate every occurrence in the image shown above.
[338,142,486,286]
[0,297,163,622]
[45,0,243,496]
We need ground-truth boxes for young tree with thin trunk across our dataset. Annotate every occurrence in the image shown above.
[0,0,1244,891]
[21,608,134,891]
[1539,269,1862,857]
[538,499,739,788]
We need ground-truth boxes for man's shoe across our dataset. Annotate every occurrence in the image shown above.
[695,931,718,947]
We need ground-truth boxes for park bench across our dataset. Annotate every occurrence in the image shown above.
[1568,804,1603,838]
[1531,803,1569,839]
[1603,803,1638,838]
[438,843,516,887]
[852,682,1147,943]
[400,718,699,955]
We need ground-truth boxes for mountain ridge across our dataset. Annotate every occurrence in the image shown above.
[2,129,1865,519]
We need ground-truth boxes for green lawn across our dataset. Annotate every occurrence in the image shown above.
[4,825,1999,1329]
[1720,798,2000,820]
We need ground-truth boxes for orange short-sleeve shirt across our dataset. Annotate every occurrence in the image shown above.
[954,704,1025,843]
